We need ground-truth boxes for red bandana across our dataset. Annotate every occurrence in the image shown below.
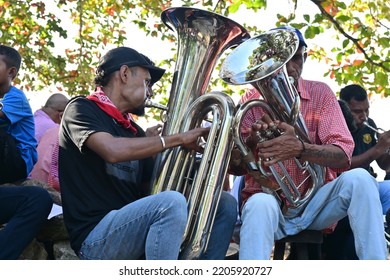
[87,87,137,134]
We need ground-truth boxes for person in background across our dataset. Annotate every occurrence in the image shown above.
[339,84,390,215]
[0,45,53,259]
[30,126,61,191]
[324,85,390,259]
[0,45,37,184]
[30,93,69,190]
[33,93,69,143]
[59,46,237,260]
[228,27,387,260]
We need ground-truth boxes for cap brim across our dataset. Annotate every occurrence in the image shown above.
[145,65,165,84]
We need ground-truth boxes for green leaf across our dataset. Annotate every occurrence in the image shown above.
[228,1,241,13]
[342,39,349,48]
[335,15,350,22]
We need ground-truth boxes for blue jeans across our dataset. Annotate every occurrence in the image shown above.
[0,186,52,259]
[239,168,388,260]
[379,180,390,214]
[320,179,390,259]
[199,191,237,260]
[79,191,237,260]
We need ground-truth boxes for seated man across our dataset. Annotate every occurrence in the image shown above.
[59,47,237,260]
[0,45,53,259]
[33,93,69,143]
[30,93,68,190]
[227,27,386,260]
[0,45,37,184]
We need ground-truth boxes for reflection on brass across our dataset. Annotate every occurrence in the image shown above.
[245,31,298,81]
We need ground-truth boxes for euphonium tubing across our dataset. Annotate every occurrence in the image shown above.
[220,29,325,217]
[148,7,250,259]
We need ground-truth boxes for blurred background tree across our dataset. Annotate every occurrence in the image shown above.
[0,0,388,101]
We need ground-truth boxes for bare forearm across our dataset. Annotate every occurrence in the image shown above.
[350,149,379,169]
[300,143,349,169]
[87,132,184,163]
[105,137,171,162]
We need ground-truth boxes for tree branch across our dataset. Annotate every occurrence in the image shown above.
[311,0,389,72]
[368,5,390,30]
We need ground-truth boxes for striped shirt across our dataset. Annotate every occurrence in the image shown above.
[239,77,354,205]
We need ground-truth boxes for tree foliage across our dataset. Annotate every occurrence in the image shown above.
[0,0,389,99]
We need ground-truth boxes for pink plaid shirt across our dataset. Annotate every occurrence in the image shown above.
[239,77,354,206]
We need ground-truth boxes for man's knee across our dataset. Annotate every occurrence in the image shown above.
[160,191,187,221]
[339,168,380,201]
[25,186,53,217]
[341,168,378,189]
[242,193,279,217]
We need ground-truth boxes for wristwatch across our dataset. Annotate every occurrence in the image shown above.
[0,99,3,112]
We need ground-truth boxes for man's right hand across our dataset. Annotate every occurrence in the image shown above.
[376,130,390,155]
[181,127,210,153]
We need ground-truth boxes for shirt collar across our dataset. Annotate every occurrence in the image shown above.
[296,77,310,101]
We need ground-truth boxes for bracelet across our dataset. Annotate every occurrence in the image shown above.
[296,137,306,159]
[159,136,166,150]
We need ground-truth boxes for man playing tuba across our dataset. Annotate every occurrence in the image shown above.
[58,47,237,260]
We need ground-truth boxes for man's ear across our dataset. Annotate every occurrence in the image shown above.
[118,65,129,82]
[7,67,17,80]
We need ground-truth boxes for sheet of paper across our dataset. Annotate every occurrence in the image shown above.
[48,203,63,219]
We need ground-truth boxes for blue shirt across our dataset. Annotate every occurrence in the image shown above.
[0,86,38,175]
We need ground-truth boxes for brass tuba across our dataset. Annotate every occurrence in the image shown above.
[220,29,325,217]
[148,7,250,259]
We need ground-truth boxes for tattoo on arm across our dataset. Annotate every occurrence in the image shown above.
[306,147,345,160]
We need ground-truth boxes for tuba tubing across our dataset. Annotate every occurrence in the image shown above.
[176,91,236,260]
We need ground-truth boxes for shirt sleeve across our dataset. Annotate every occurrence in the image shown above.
[61,97,103,152]
[1,87,32,125]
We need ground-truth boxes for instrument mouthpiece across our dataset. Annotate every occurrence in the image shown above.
[145,99,168,111]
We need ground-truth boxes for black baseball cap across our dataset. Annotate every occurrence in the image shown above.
[96,47,166,84]
[271,26,307,48]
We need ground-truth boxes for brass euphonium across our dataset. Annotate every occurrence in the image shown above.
[148,7,250,259]
[220,29,325,217]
